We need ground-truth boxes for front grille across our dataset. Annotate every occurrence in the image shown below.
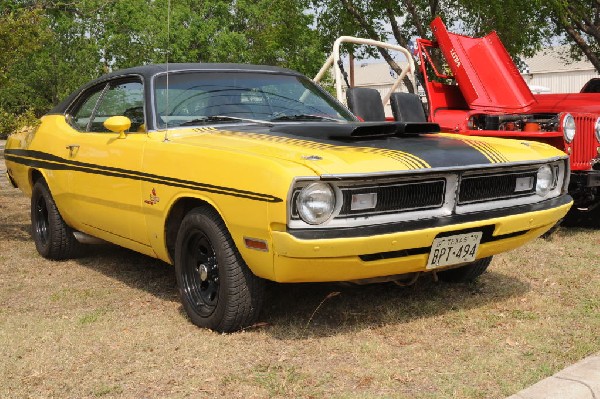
[571,115,598,170]
[458,172,537,204]
[289,160,565,229]
[338,179,446,217]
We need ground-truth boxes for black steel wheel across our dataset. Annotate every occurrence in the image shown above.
[180,229,220,318]
[174,206,265,332]
[30,180,80,260]
[436,256,492,283]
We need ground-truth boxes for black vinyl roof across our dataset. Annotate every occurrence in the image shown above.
[49,63,303,114]
[94,63,300,81]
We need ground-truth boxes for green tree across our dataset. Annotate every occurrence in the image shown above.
[0,4,46,82]
[0,3,51,136]
[541,0,600,73]
[0,0,327,138]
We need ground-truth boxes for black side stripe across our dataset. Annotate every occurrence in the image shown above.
[5,149,282,203]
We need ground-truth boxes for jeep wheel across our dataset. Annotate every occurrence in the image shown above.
[563,206,600,228]
[436,256,492,283]
[174,206,264,332]
[31,180,80,260]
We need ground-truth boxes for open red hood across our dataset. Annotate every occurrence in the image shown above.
[430,17,535,113]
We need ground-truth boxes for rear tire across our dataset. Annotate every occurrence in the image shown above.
[174,206,264,332]
[437,256,492,283]
[30,180,80,260]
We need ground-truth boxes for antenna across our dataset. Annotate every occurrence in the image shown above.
[163,0,171,142]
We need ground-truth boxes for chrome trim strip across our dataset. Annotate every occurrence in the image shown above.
[288,195,572,240]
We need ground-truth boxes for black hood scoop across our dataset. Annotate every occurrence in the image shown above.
[270,121,440,141]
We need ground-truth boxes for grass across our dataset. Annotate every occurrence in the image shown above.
[1,142,599,398]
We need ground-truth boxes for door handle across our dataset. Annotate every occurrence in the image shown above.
[66,144,80,155]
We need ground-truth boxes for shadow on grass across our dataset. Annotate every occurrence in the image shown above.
[557,224,600,235]
[62,242,530,337]
[0,222,31,242]
[261,270,530,340]
[74,244,179,304]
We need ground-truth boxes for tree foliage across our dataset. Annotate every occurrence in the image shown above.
[310,0,576,92]
[0,0,326,138]
[540,0,600,73]
[2,0,598,139]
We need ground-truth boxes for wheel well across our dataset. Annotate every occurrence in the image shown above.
[165,197,213,262]
[30,169,44,187]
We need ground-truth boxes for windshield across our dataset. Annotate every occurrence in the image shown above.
[154,71,355,128]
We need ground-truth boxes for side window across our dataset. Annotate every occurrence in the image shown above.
[91,81,144,132]
[69,80,144,133]
[70,86,106,131]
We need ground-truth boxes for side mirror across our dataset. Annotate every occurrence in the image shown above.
[103,116,132,139]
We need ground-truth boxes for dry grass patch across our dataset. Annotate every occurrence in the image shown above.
[1,143,599,398]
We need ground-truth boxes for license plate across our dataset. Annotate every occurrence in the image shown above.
[426,232,482,269]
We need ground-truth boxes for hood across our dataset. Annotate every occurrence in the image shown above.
[532,93,600,114]
[164,122,564,175]
[430,17,535,113]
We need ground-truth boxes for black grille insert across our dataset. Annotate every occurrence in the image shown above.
[459,172,537,204]
[338,179,446,217]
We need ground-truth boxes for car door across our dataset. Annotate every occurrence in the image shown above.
[65,78,150,248]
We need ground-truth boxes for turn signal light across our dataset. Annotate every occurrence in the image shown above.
[244,238,269,252]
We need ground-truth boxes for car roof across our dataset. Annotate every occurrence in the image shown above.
[49,63,303,114]
[96,63,301,81]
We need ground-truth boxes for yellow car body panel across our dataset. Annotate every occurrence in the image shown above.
[6,113,571,283]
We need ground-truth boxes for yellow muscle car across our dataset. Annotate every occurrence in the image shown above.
[4,64,572,332]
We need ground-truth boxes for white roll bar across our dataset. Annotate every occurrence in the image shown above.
[313,36,416,106]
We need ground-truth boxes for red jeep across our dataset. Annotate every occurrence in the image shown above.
[417,17,600,218]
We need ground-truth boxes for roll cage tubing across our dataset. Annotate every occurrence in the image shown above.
[313,36,417,107]
[416,38,453,80]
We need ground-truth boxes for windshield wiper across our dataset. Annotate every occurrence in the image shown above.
[269,114,342,122]
[178,115,272,127]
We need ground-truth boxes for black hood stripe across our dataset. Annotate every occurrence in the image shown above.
[454,138,510,164]
[211,130,431,169]
[4,149,282,203]
[206,127,500,168]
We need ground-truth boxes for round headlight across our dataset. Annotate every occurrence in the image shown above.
[536,165,554,196]
[562,113,576,143]
[595,117,600,142]
[296,182,336,225]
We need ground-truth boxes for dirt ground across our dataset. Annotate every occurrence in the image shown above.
[1,140,599,398]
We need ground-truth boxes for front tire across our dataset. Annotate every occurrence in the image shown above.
[30,180,80,260]
[174,206,264,332]
[436,256,492,283]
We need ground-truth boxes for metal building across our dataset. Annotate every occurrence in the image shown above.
[520,46,600,93]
